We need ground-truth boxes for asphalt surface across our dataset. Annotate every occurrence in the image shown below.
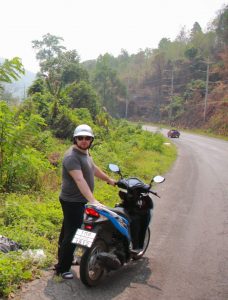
[14,126,228,300]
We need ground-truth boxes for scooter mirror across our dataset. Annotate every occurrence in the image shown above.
[153,175,165,183]
[108,163,120,173]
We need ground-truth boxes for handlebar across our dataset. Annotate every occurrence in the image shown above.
[115,178,161,198]
[149,190,160,198]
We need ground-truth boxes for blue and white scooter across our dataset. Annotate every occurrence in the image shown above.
[72,163,165,287]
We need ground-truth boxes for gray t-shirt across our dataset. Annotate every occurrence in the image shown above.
[60,147,95,203]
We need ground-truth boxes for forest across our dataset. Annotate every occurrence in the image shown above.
[0,4,227,298]
[81,4,227,135]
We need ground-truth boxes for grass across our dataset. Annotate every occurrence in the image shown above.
[183,128,228,141]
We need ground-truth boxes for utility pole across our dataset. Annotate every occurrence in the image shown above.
[125,77,129,119]
[169,67,174,121]
[203,58,210,122]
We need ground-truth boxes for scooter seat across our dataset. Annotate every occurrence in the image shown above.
[110,207,130,222]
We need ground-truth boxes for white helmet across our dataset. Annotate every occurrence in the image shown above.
[73,124,94,138]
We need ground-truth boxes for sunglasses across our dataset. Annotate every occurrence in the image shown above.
[77,136,93,141]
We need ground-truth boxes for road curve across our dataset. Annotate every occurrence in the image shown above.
[142,125,228,300]
[15,127,228,300]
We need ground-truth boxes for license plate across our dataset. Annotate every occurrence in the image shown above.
[72,229,96,248]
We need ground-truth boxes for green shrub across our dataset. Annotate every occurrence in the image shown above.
[0,250,51,297]
[51,106,94,139]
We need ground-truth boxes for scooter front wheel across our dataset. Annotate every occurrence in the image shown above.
[132,227,150,260]
[79,239,108,287]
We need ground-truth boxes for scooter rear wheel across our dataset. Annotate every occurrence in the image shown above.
[132,227,150,260]
[80,239,108,287]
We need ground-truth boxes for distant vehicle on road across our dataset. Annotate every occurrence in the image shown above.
[167,129,180,138]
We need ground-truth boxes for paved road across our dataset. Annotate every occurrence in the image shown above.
[15,127,228,300]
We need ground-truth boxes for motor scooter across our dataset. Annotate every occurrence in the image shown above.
[72,163,165,286]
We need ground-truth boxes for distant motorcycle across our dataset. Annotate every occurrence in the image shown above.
[72,163,165,287]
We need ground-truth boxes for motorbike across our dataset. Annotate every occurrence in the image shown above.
[72,163,165,287]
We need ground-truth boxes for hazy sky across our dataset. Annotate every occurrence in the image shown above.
[1,0,226,72]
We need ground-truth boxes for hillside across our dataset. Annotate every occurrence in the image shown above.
[82,5,228,136]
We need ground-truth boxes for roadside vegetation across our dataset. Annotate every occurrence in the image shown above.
[183,128,228,141]
[0,114,176,297]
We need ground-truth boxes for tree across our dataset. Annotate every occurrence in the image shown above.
[28,78,46,96]
[190,22,203,40]
[175,26,189,44]
[62,63,89,85]
[63,81,99,118]
[32,33,66,66]
[185,47,198,60]
[32,33,65,96]
[32,34,90,98]
[158,37,186,61]
[184,79,206,102]
[167,95,184,121]
[215,5,228,48]
[50,106,93,139]
[93,54,126,116]
[158,38,172,50]
[118,49,130,61]
[188,22,216,59]
[150,51,167,120]
[0,101,49,192]
[0,57,24,88]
